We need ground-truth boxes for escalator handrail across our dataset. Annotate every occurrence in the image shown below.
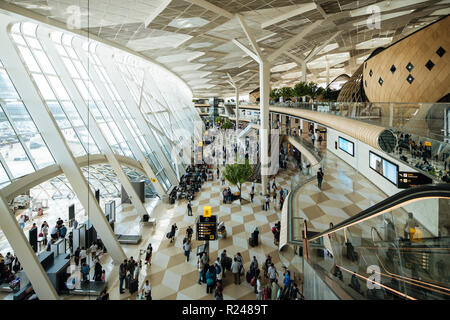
[307,183,450,242]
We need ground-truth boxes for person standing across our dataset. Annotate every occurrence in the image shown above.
[280,194,285,211]
[268,263,278,285]
[41,222,49,246]
[311,133,315,145]
[231,257,240,285]
[145,243,152,265]
[265,195,270,211]
[256,275,262,300]
[236,252,243,281]
[215,257,223,286]
[220,250,228,278]
[271,278,280,300]
[318,135,323,145]
[169,223,178,243]
[74,247,81,266]
[250,256,258,274]
[187,200,193,216]
[197,254,204,285]
[282,270,292,296]
[142,279,152,300]
[217,167,220,180]
[317,168,324,190]
[215,282,224,300]
[206,265,216,294]
[119,259,127,294]
[18,215,25,229]
[250,189,255,203]
[183,239,191,262]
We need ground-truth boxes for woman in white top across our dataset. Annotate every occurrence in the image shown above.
[142,280,151,300]
[256,276,262,300]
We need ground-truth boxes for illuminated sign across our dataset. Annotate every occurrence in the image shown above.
[398,171,433,189]
[196,215,217,241]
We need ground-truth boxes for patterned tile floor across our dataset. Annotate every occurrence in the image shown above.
[1,136,396,300]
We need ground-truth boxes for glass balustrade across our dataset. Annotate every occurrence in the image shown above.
[306,196,450,300]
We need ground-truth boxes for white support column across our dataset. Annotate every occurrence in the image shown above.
[0,20,126,264]
[0,195,59,300]
[98,50,179,188]
[235,87,239,129]
[302,61,307,83]
[326,61,330,87]
[260,59,270,191]
[42,34,150,219]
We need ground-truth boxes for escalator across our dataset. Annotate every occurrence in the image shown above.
[304,183,450,300]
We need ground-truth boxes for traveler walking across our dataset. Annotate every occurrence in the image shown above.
[145,243,152,265]
[250,189,254,203]
[183,239,191,262]
[187,200,193,216]
[317,168,324,189]
[231,258,240,285]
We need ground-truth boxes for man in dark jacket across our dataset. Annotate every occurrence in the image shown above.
[119,259,127,294]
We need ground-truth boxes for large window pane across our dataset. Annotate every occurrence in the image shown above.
[61,128,85,156]
[17,46,40,72]
[32,73,56,100]
[0,136,34,178]
[48,101,71,128]
[60,101,84,127]
[0,69,20,99]
[25,134,55,168]
[47,75,70,100]
[75,127,99,154]
[0,163,10,186]
[4,101,38,135]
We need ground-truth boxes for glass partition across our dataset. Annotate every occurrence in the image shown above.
[306,197,450,300]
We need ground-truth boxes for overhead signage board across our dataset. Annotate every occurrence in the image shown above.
[196,215,217,241]
[398,171,433,189]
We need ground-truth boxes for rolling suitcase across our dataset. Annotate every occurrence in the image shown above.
[129,278,138,294]
[246,270,252,283]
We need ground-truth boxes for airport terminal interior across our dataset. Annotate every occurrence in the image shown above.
[0,0,449,301]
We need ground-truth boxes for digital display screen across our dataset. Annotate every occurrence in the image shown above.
[369,151,398,185]
[338,136,354,156]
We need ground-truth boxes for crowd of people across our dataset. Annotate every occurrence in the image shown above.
[394,132,450,182]
[170,164,214,203]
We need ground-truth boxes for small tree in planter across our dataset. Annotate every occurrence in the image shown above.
[278,87,294,102]
[223,159,253,204]
[222,119,234,130]
[270,88,280,102]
